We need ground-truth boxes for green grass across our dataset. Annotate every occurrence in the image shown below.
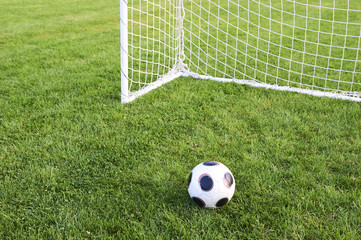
[1,0,361,239]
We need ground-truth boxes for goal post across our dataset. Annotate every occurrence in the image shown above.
[121,0,361,103]
[120,0,128,103]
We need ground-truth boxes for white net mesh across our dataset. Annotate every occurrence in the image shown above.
[122,0,361,102]
[125,0,180,98]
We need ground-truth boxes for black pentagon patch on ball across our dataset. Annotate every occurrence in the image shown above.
[192,197,205,208]
[187,172,192,188]
[199,175,213,191]
[224,172,234,188]
[216,198,229,208]
[203,161,219,166]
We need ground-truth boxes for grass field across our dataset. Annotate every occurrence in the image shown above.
[1,0,361,239]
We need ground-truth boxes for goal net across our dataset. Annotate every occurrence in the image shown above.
[121,0,361,103]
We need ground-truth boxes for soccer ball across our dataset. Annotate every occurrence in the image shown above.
[187,161,235,208]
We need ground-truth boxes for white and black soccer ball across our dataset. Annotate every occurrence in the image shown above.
[187,161,235,208]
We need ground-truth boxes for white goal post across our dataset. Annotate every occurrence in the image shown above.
[120,0,361,103]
